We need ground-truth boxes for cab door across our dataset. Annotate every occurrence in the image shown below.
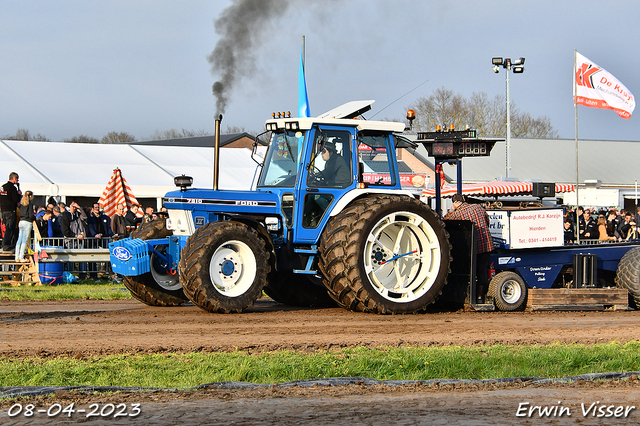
[294,125,356,243]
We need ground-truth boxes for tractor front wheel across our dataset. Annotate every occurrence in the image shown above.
[179,221,270,313]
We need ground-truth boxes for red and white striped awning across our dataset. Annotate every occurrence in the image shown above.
[99,168,143,217]
[421,181,575,198]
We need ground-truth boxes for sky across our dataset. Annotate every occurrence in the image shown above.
[1,0,640,142]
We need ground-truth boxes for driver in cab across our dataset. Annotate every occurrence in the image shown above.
[319,140,350,187]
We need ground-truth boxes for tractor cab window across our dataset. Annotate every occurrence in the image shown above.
[357,132,395,186]
[258,130,305,187]
[306,130,352,189]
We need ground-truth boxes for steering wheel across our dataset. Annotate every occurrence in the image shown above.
[308,166,327,184]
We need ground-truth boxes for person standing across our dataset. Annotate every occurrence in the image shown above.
[59,201,87,240]
[444,193,494,303]
[110,203,127,238]
[124,204,142,231]
[1,172,21,252]
[87,202,113,243]
[15,190,35,262]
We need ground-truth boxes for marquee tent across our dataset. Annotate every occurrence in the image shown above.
[0,140,263,203]
[420,181,575,198]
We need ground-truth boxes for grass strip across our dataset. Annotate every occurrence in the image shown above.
[0,282,131,301]
[1,342,639,389]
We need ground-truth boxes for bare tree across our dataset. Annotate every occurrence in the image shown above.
[2,128,49,141]
[145,128,212,140]
[408,88,558,138]
[101,132,136,144]
[64,135,100,143]
[225,125,246,134]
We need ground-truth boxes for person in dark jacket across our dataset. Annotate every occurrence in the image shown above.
[319,140,350,187]
[15,190,35,262]
[580,210,598,239]
[49,206,63,238]
[1,172,21,252]
[35,210,52,239]
[59,201,87,239]
[86,202,113,242]
[124,204,142,229]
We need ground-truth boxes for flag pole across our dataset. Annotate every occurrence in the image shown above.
[574,49,580,244]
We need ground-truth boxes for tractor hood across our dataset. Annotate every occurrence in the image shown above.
[163,188,280,215]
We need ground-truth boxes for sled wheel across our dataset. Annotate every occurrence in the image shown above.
[123,220,188,306]
[615,246,640,309]
[319,195,451,314]
[179,221,269,313]
[488,271,527,311]
[265,271,337,308]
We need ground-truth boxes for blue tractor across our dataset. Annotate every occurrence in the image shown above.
[110,101,459,314]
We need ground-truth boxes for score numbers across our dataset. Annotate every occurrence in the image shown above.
[457,142,487,155]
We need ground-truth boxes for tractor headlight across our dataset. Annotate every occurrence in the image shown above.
[265,217,280,231]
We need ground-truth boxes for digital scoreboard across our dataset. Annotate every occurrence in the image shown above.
[417,129,501,159]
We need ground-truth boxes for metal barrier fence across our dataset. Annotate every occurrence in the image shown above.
[37,237,113,276]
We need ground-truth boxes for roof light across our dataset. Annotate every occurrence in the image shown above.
[449,124,454,131]
[435,125,441,131]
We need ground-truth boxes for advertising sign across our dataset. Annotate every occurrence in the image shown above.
[488,208,564,249]
[509,209,564,249]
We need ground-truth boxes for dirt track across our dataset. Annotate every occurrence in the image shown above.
[1,299,639,357]
[2,299,640,425]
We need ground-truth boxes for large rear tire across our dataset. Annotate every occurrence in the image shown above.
[488,271,527,311]
[122,220,188,306]
[318,195,451,314]
[615,246,640,309]
[179,221,270,313]
[265,272,337,308]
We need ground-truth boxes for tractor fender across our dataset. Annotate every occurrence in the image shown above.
[329,188,417,217]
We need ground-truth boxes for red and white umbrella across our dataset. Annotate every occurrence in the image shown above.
[99,168,142,217]
[421,181,575,198]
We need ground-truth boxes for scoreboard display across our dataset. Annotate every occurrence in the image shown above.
[417,129,501,159]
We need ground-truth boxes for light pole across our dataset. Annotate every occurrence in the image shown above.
[492,57,525,178]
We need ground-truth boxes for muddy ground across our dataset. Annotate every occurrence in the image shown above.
[1,299,640,425]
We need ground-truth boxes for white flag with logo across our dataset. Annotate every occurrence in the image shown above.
[575,52,635,119]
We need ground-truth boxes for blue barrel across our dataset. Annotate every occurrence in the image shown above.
[38,246,64,285]
[39,262,64,285]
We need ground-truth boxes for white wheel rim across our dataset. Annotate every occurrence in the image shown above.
[209,240,257,297]
[363,211,441,303]
[501,279,522,304]
[150,253,181,291]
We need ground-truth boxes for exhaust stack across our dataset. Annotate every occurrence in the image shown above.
[213,114,222,190]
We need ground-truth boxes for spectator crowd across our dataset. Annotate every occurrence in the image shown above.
[563,205,640,244]
[1,171,166,262]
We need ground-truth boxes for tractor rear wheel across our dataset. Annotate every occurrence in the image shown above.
[488,271,527,311]
[179,221,270,313]
[615,246,640,309]
[318,195,451,314]
[265,272,337,308]
[122,220,188,306]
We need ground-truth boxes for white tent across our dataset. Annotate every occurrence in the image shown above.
[0,140,263,202]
